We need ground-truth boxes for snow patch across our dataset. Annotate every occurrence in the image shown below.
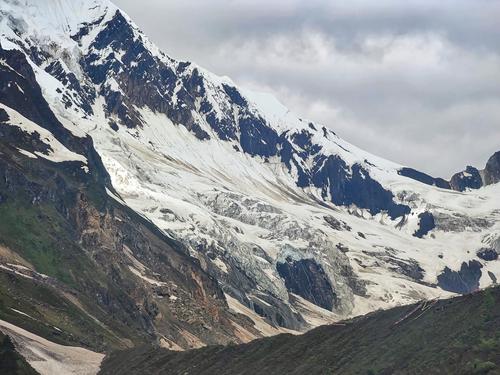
[0,104,88,167]
[0,319,104,375]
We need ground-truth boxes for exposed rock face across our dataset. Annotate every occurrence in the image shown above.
[483,151,500,186]
[450,166,483,191]
[277,257,336,311]
[0,140,248,350]
[310,156,410,219]
[400,152,500,191]
[0,108,8,122]
[323,216,351,231]
[398,167,450,189]
[488,271,498,283]
[386,258,425,281]
[477,248,499,261]
[446,150,500,191]
[437,261,483,294]
[433,212,493,233]
[413,212,436,238]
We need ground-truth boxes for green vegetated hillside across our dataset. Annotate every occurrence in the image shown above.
[100,286,500,375]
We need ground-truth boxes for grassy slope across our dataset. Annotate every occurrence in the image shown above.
[0,194,139,350]
[101,286,500,375]
[0,199,96,287]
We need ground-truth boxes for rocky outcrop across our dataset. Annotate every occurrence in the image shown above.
[433,212,493,233]
[398,167,450,189]
[276,257,336,311]
[323,216,351,231]
[437,261,482,294]
[450,166,483,191]
[400,151,500,192]
[413,212,436,238]
[483,151,500,186]
[447,151,500,191]
[477,248,499,261]
[386,258,425,281]
[310,156,410,219]
[0,43,111,189]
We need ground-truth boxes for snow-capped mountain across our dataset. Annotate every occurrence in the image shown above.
[1,0,499,339]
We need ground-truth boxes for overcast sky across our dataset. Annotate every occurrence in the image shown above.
[115,0,500,177]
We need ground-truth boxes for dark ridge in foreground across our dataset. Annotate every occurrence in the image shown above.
[100,286,500,375]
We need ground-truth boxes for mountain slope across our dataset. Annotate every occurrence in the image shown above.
[0,33,258,352]
[0,0,499,341]
[100,286,500,375]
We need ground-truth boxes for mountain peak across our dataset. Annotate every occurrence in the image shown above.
[2,0,114,33]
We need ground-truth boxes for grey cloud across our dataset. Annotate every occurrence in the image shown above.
[115,0,500,177]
